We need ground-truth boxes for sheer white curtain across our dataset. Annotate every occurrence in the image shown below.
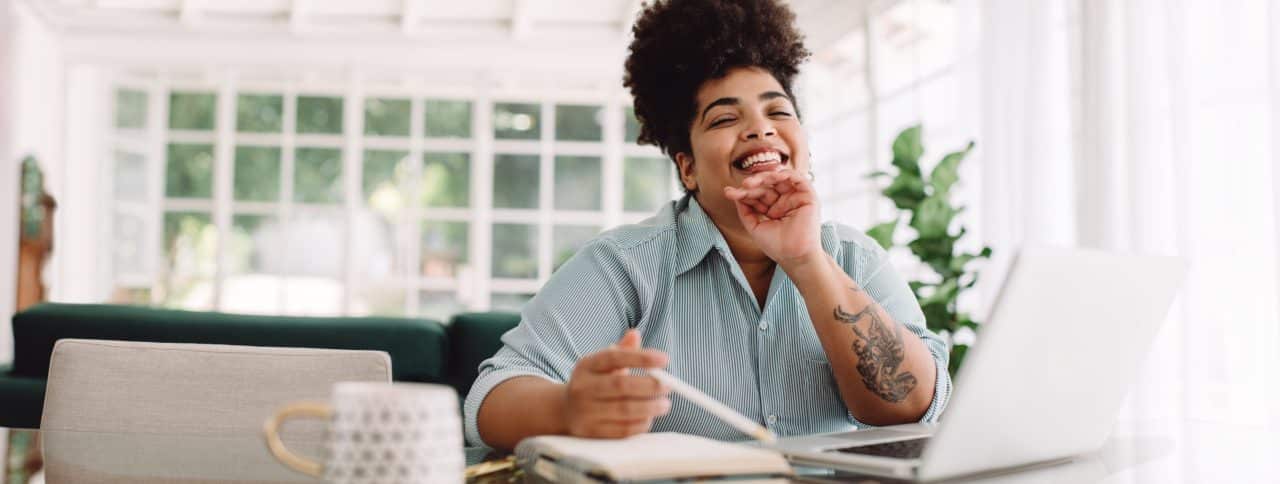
[963,0,1280,439]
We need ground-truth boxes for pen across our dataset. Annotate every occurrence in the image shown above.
[646,368,778,443]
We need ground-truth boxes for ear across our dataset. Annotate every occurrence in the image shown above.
[675,152,698,192]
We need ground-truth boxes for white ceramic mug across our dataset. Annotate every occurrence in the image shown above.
[263,382,464,484]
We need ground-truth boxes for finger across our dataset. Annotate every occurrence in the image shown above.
[617,329,640,350]
[589,373,670,398]
[589,397,672,420]
[590,418,653,439]
[581,347,669,373]
[733,198,760,230]
[766,192,815,220]
[735,186,781,207]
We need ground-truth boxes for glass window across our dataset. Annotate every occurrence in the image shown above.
[363,150,408,212]
[493,154,540,209]
[493,102,540,140]
[114,150,147,202]
[115,89,147,129]
[297,96,344,134]
[233,146,282,202]
[351,282,406,317]
[422,152,470,208]
[624,156,675,212]
[169,91,216,130]
[490,292,534,312]
[364,98,411,137]
[165,143,214,198]
[425,99,472,138]
[419,291,465,322]
[625,107,642,145]
[492,223,537,278]
[421,221,468,277]
[554,155,602,211]
[161,211,216,310]
[112,210,147,274]
[294,147,343,203]
[553,225,600,271]
[228,214,276,275]
[237,94,283,133]
[555,104,603,141]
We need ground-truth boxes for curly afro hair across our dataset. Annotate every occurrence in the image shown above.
[623,0,811,169]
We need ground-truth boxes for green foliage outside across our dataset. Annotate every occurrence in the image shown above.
[866,125,992,376]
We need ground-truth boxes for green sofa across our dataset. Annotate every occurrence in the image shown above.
[0,303,521,429]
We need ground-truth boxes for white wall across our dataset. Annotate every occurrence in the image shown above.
[2,2,66,363]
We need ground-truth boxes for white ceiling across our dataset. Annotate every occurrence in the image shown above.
[20,0,883,90]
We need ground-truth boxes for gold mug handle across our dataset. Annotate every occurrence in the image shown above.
[263,401,332,477]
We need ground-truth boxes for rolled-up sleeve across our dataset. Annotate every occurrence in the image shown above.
[462,238,641,447]
[844,232,953,426]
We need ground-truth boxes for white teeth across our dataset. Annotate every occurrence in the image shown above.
[739,151,783,168]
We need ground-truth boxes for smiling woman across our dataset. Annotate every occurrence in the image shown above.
[467,0,952,451]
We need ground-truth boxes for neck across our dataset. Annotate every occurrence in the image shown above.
[697,196,776,276]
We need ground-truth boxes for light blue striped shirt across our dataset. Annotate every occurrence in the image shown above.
[463,195,952,447]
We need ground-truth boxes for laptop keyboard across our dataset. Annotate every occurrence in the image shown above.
[832,437,931,459]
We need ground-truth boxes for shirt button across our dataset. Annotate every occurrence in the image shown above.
[767,414,778,425]
[758,320,770,331]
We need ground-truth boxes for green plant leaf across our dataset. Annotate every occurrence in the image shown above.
[922,300,951,332]
[909,195,956,239]
[948,246,991,274]
[930,141,974,196]
[891,125,923,177]
[883,173,927,210]
[908,235,957,267]
[865,170,892,180]
[866,220,897,250]
[949,344,969,377]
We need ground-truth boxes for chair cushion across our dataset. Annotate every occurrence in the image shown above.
[11,303,447,383]
[445,312,520,397]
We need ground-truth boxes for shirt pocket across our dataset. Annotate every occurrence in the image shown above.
[784,357,857,436]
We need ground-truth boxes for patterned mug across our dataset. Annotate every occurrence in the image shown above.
[264,382,464,484]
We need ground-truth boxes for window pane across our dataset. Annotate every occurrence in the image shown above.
[492,223,537,278]
[422,221,468,277]
[364,98,411,136]
[115,89,147,129]
[110,287,151,305]
[113,210,148,275]
[493,154,539,209]
[169,91,216,130]
[161,211,216,310]
[165,143,214,198]
[297,96,344,134]
[425,99,471,138]
[624,156,674,212]
[494,102,540,140]
[276,210,345,277]
[234,146,281,202]
[237,94,283,133]
[363,150,409,203]
[553,225,600,271]
[555,104,602,141]
[114,150,147,202]
[294,147,343,203]
[554,155,602,211]
[625,107,641,144]
[490,292,533,312]
[420,291,464,322]
[422,152,470,208]
[229,214,276,274]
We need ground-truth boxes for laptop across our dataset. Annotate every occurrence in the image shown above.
[766,248,1187,481]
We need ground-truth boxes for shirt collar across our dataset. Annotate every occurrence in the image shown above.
[674,195,730,276]
[673,194,847,276]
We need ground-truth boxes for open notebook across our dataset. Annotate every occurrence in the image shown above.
[514,432,793,483]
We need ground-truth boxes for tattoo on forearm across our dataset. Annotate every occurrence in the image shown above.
[833,305,918,403]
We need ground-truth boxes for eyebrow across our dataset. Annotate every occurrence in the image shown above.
[699,91,794,124]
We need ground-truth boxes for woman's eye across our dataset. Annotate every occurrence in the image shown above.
[770,111,793,117]
[710,117,734,127]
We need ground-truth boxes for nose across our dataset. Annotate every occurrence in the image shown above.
[740,114,777,141]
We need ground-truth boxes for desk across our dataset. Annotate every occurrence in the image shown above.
[2,419,1275,483]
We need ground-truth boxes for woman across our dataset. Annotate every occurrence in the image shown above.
[465,0,951,450]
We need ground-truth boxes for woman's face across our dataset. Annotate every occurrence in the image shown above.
[677,66,810,229]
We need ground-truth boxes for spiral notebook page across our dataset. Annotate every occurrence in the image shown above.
[517,432,792,481]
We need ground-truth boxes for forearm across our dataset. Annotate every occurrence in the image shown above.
[475,376,569,450]
[783,253,938,425]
